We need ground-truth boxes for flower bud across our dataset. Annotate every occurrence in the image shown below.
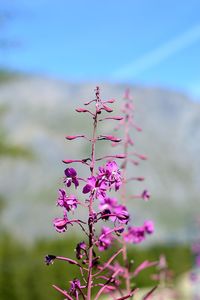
[65,135,85,140]
[102,104,113,112]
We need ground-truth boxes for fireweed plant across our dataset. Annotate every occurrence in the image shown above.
[45,87,156,300]
[110,89,157,295]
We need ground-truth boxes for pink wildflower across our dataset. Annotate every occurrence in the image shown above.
[98,227,113,251]
[144,220,154,234]
[98,161,122,191]
[53,212,69,233]
[82,176,107,200]
[57,189,78,212]
[64,167,79,188]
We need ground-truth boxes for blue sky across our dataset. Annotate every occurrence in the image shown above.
[1,0,200,99]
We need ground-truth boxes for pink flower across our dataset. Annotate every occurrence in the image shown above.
[144,220,154,234]
[69,279,85,297]
[98,227,113,251]
[98,161,122,191]
[82,176,96,194]
[124,221,154,244]
[53,212,69,233]
[64,168,79,188]
[82,176,107,200]
[99,197,129,224]
[113,205,129,224]
[57,189,78,212]
[99,196,117,211]
[124,226,145,244]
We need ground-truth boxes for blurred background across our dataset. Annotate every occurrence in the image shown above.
[0,0,200,299]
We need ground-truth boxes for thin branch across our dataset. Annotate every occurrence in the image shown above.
[115,287,139,300]
[52,284,73,300]
[77,286,86,300]
[143,286,157,300]
[76,221,89,238]
[56,256,88,271]
[93,248,123,277]
[96,154,126,161]
[84,99,96,105]
[133,260,157,277]
[94,269,121,300]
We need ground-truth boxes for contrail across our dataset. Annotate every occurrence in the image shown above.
[111,24,200,80]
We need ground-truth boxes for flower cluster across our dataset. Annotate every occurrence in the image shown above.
[45,87,156,300]
[104,88,156,295]
[53,160,129,236]
[53,172,82,233]
[123,221,154,244]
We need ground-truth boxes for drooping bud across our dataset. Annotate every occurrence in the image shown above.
[76,108,88,112]
[141,189,150,201]
[65,135,85,140]
[115,154,126,159]
[75,108,94,116]
[99,116,124,121]
[98,135,121,142]
[101,104,113,112]
[62,159,83,164]
[105,98,115,103]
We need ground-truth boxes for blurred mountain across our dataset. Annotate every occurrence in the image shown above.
[0,74,199,243]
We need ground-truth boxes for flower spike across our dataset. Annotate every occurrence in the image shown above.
[46,87,155,299]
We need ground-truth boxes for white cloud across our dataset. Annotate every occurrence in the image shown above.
[111,24,200,80]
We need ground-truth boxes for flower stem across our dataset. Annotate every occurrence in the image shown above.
[121,96,133,294]
[87,86,100,300]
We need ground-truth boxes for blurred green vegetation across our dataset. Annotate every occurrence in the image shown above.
[0,232,193,300]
